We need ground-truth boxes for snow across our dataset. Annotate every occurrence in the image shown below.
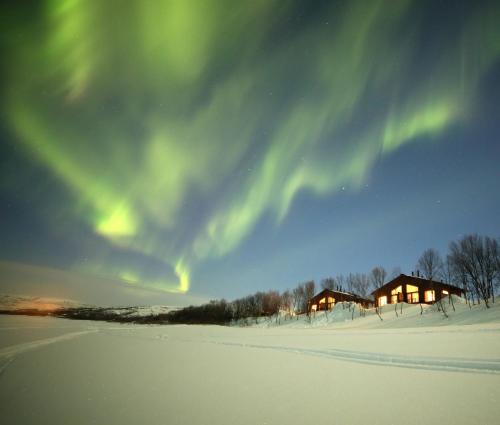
[253,295,500,329]
[1,300,500,424]
[104,305,176,317]
[0,294,176,319]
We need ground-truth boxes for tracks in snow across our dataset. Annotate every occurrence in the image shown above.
[0,329,98,358]
[0,329,98,376]
[204,340,500,375]
[2,325,499,376]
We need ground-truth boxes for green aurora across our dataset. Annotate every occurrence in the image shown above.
[2,0,500,294]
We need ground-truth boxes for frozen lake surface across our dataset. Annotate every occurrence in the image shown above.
[1,314,500,424]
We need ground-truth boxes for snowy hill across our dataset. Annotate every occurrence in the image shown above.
[0,294,176,321]
[0,294,82,312]
[94,305,176,318]
[249,295,500,329]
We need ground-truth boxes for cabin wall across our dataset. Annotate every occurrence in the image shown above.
[308,290,373,312]
[373,278,464,307]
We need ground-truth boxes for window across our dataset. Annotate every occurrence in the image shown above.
[407,292,419,303]
[319,296,335,310]
[327,296,335,310]
[405,284,419,303]
[406,284,418,292]
[311,304,317,311]
[425,290,435,302]
[442,290,449,295]
[391,285,403,304]
[378,296,387,306]
[391,285,402,295]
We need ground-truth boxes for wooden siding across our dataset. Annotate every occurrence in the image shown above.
[308,289,373,313]
[372,274,464,307]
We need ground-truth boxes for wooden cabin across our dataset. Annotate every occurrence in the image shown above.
[308,288,373,313]
[371,274,464,308]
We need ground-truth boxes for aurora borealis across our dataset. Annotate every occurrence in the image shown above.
[1,0,499,302]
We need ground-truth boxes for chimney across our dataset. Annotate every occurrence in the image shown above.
[411,271,414,277]
[417,270,420,278]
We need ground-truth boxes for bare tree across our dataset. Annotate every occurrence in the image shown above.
[262,290,281,316]
[417,248,444,313]
[448,235,500,308]
[442,256,456,310]
[231,298,246,322]
[442,256,454,284]
[350,273,370,298]
[390,266,402,279]
[253,292,265,317]
[448,252,472,307]
[304,280,316,314]
[292,284,305,315]
[321,277,335,290]
[485,237,500,303]
[305,281,316,297]
[370,266,387,291]
[335,274,347,292]
[496,237,500,296]
[345,274,354,293]
[496,238,500,277]
[280,290,293,318]
[416,248,444,281]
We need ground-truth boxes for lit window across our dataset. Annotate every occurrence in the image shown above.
[391,285,402,295]
[425,290,435,302]
[318,297,335,310]
[311,304,317,311]
[406,284,419,292]
[407,292,419,303]
[378,296,387,306]
[442,290,449,295]
[391,286,402,304]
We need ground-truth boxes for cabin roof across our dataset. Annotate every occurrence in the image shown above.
[310,288,372,304]
[371,274,464,295]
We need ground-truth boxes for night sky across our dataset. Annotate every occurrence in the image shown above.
[1,0,499,305]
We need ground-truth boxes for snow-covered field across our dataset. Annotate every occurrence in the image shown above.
[1,301,500,425]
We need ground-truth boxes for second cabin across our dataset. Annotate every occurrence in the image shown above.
[372,273,465,308]
[308,288,373,313]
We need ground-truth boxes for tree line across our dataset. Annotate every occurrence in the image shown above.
[417,234,499,308]
[165,270,390,325]
[7,234,494,326]
[166,259,395,324]
[165,233,499,325]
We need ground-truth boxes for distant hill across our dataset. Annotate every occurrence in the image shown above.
[0,294,177,323]
[0,294,82,312]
